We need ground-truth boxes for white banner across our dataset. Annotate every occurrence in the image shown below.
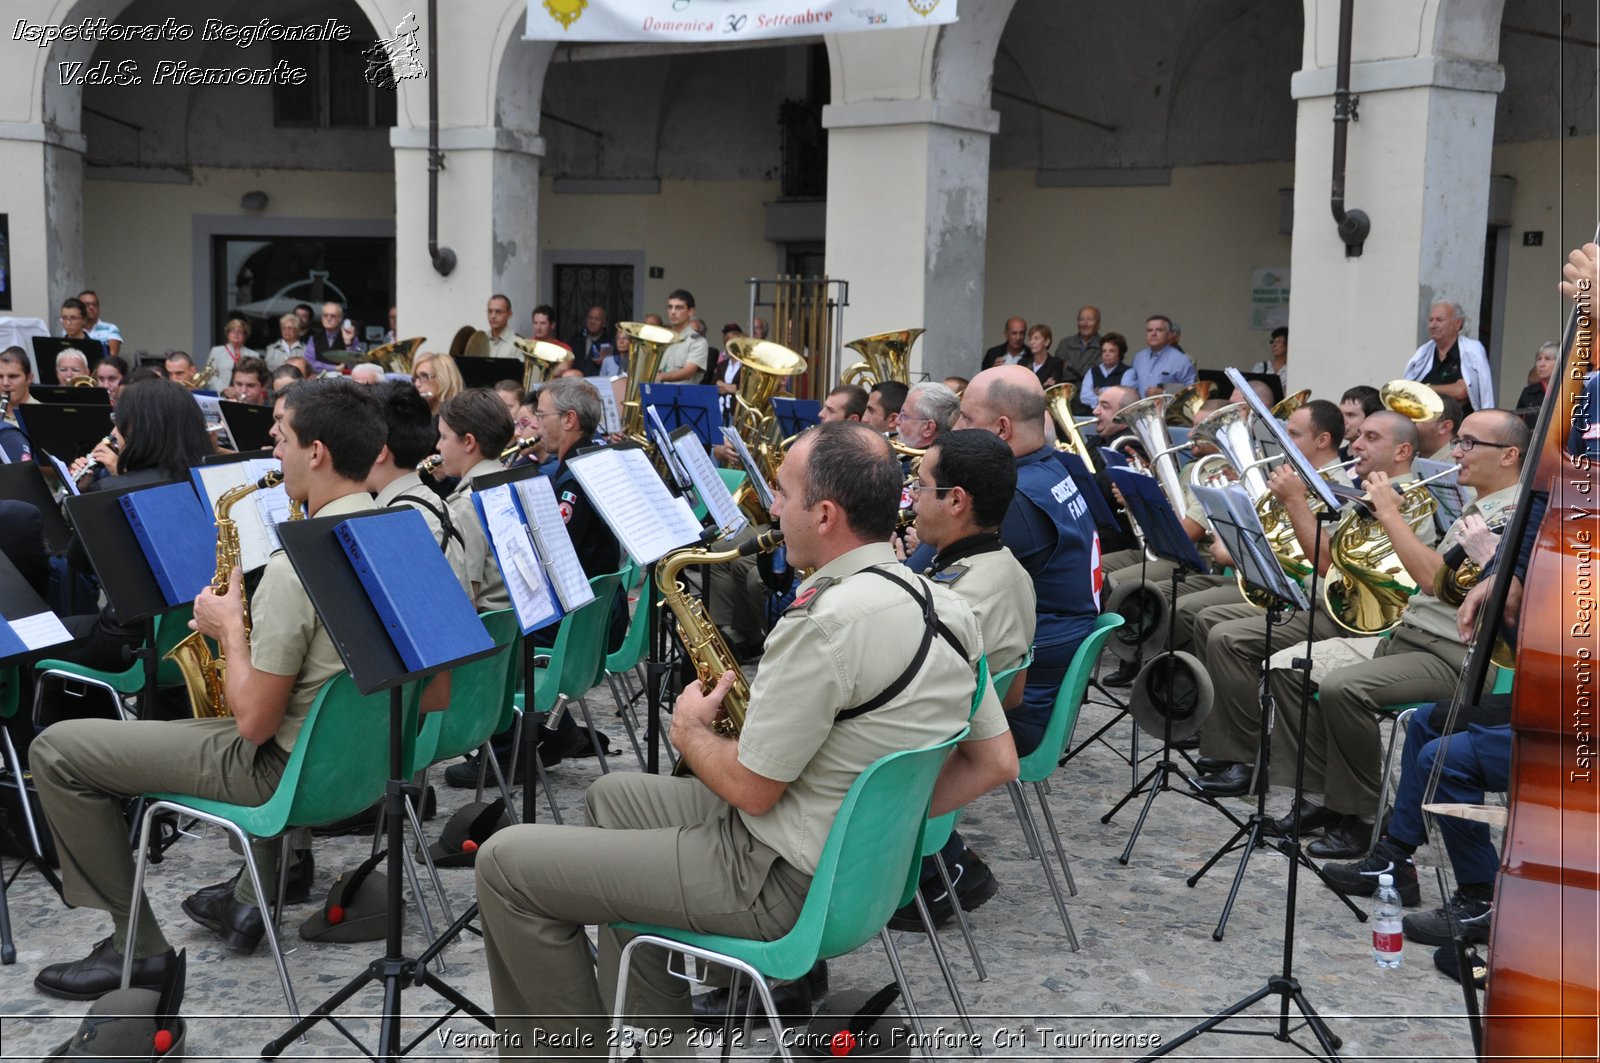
[525,0,957,43]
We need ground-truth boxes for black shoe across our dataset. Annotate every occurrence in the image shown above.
[180,889,266,951]
[186,852,316,908]
[1192,762,1251,795]
[1102,661,1139,688]
[887,852,999,931]
[1433,943,1487,989]
[34,937,177,1001]
[1305,815,1373,860]
[1172,735,1201,751]
[1404,891,1492,947]
[1193,755,1233,775]
[1321,839,1421,906]
[445,750,515,789]
[690,961,826,1029]
[1263,798,1344,839]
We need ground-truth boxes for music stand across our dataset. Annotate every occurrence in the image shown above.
[262,510,498,1060]
[28,385,110,405]
[0,463,73,555]
[14,404,114,469]
[770,397,820,439]
[1099,468,1240,865]
[640,383,721,448]
[30,337,105,384]
[218,401,274,451]
[456,356,517,390]
[0,551,74,962]
[1138,491,1347,1063]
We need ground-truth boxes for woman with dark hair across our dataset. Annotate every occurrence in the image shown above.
[93,354,129,405]
[1079,331,1130,410]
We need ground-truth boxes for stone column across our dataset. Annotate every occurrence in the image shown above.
[1288,0,1506,403]
[0,123,85,321]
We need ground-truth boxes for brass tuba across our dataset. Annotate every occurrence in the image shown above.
[1108,392,1189,517]
[616,321,677,441]
[515,338,572,392]
[1045,382,1096,462]
[1166,380,1214,426]
[657,529,784,776]
[366,336,425,375]
[726,338,807,524]
[166,471,285,718]
[840,329,922,388]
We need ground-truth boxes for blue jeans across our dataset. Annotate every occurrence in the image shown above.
[1010,635,1082,757]
[1388,702,1510,888]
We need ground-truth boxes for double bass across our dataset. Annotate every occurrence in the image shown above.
[1468,242,1599,1058]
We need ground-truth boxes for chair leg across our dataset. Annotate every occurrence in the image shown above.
[1372,707,1416,853]
[0,728,46,862]
[1013,784,1079,951]
[932,850,986,981]
[272,837,290,930]
[534,754,563,825]
[912,891,978,1050]
[607,674,647,771]
[506,711,525,802]
[879,929,934,1063]
[1006,781,1041,859]
[483,747,517,813]
[611,936,796,1062]
[1032,781,1078,897]
[575,697,612,774]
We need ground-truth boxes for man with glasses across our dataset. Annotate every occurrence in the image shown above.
[1263,409,1527,859]
[303,301,350,371]
[897,381,960,452]
[78,291,122,357]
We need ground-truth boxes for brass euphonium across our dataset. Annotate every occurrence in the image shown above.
[515,338,572,392]
[725,338,807,524]
[366,336,425,375]
[1166,380,1214,426]
[1045,382,1094,462]
[657,529,784,776]
[1323,465,1461,634]
[1271,388,1312,419]
[617,321,677,442]
[840,329,922,388]
[166,470,286,718]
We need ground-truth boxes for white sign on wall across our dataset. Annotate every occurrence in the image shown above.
[1250,268,1290,331]
[525,0,958,43]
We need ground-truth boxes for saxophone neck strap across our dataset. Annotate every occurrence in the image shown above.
[386,490,463,552]
[837,567,968,721]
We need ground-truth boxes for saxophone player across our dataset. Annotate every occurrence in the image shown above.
[30,378,386,997]
[474,422,1015,1053]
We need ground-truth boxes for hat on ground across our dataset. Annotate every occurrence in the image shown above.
[299,849,392,943]
[47,950,187,1060]
[1128,649,1214,743]
[791,983,912,1059]
[424,798,512,869]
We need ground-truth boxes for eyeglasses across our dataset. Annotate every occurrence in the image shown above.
[1450,436,1512,452]
[413,371,436,382]
[532,409,562,420]
[910,482,956,496]
[515,416,538,430]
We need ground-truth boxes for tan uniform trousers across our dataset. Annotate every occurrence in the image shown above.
[1267,626,1467,817]
[475,772,811,1060]
[1196,601,1334,764]
[30,717,289,926]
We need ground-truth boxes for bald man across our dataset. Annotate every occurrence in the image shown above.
[1054,306,1103,384]
[956,365,1100,756]
[981,317,1029,370]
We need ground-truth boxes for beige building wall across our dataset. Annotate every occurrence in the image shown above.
[81,168,395,356]
[984,162,1296,376]
[537,176,780,327]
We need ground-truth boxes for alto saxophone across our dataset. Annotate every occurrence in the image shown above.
[166,470,286,718]
[657,528,784,776]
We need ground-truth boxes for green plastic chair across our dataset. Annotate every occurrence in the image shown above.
[609,729,968,1063]
[31,606,193,724]
[1005,613,1126,952]
[123,673,417,1024]
[511,570,624,823]
[0,664,47,870]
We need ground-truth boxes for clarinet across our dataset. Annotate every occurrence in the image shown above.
[76,435,119,484]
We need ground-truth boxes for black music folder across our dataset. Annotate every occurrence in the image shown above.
[0,462,72,555]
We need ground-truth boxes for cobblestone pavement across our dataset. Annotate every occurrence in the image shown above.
[0,681,1479,1060]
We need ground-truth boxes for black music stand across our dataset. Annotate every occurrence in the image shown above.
[1139,501,1346,1062]
[15,403,114,470]
[456,356,516,390]
[1099,468,1240,864]
[262,511,498,1061]
[218,400,274,451]
[0,463,72,555]
[0,552,74,962]
[29,385,110,405]
[30,337,105,384]
[640,383,721,447]
[770,397,820,439]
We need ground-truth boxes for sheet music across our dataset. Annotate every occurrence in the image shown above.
[47,453,79,496]
[674,427,746,535]
[512,476,596,612]
[597,379,623,435]
[191,459,283,571]
[721,427,773,509]
[192,393,238,451]
[1193,483,1307,609]
[647,405,693,487]
[4,610,73,652]
[478,484,561,631]
[568,447,702,565]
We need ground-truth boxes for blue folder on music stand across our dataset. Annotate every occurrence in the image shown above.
[639,383,722,448]
[771,397,821,439]
[1107,466,1205,573]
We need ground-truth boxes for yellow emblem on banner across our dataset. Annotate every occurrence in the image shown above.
[544,0,588,30]
[907,0,943,16]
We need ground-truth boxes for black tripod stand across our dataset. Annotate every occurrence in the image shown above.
[1140,498,1347,1061]
[262,512,501,1060]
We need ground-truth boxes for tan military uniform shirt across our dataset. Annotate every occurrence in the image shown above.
[374,471,471,595]
[928,541,1037,680]
[448,457,511,612]
[658,330,709,376]
[249,490,375,752]
[1398,483,1520,643]
[737,542,1000,875]
[485,331,526,362]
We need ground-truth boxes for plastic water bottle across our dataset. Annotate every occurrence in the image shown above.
[1372,873,1404,968]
